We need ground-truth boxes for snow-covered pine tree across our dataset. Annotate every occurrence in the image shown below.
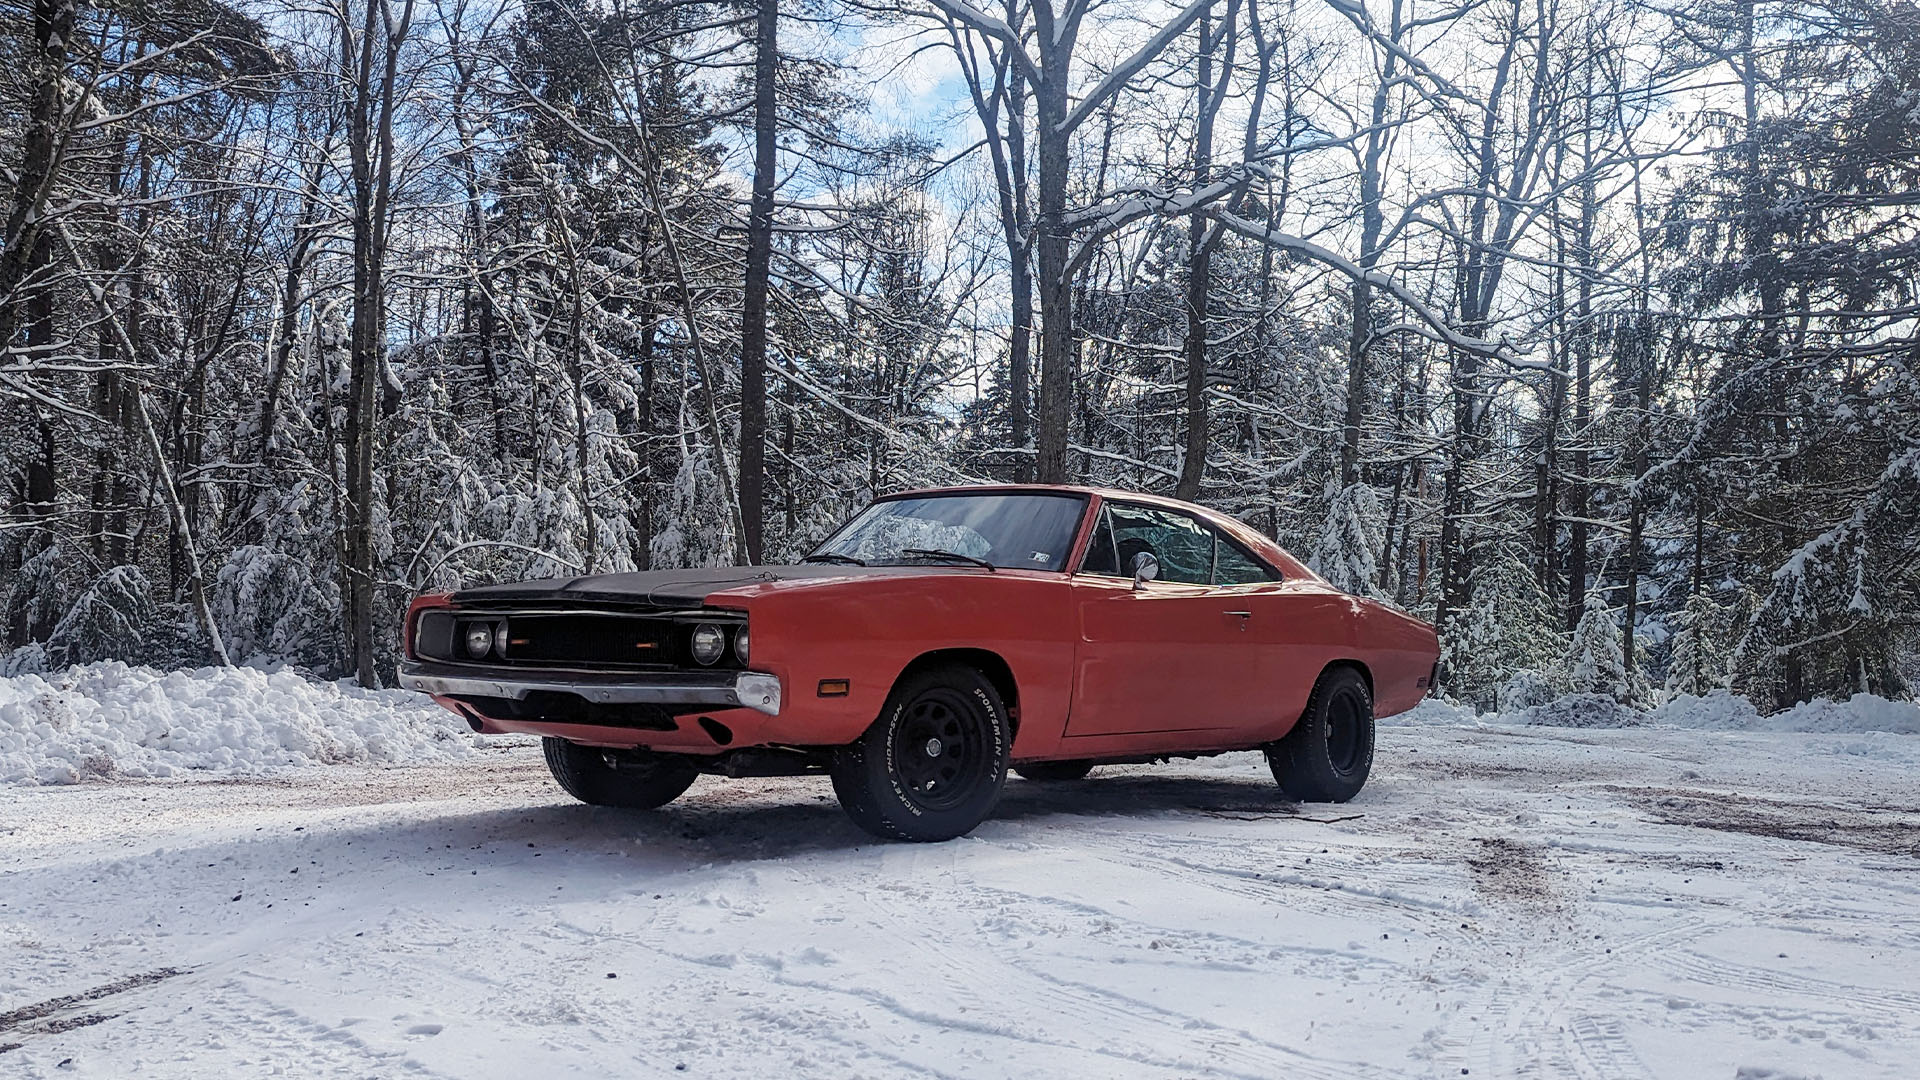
[651,444,739,570]
[1563,588,1630,702]
[45,565,162,667]
[1438,552,1564,710]
[1309,481,1386,597]
[1731,446,1920,711]
[214,307,348,671]
[1665,588,1738,698]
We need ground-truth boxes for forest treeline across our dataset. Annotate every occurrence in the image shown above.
[1,0,1915,709]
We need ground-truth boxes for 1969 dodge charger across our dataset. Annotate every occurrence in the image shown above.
[399,485,1439,841]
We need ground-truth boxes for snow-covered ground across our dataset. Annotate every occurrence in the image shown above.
[3,672,1919,1078]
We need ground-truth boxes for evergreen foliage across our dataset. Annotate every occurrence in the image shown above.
[1309,482,1386,598]
[1440,554,1564,711]
[1563,590,1629,703]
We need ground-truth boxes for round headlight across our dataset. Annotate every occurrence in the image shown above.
[690,623,726,665]
[493,621,510,657]
[733,626,750,664]
[463,622,494,658]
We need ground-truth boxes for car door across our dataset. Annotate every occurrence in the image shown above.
[1208,527,1321,740]
[1066,501,1272,737]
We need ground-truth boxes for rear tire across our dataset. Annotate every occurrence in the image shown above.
[831,664,1010,842]
[1267,666,1374,802]
[542,738,699,809]
[1015,760,1093,782]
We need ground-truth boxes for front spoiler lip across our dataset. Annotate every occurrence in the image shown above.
[398,661,782,716]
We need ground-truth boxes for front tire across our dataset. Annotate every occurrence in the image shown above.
[831,664,1010,842]
[542,738,700,809]
[1267,666,1374,802]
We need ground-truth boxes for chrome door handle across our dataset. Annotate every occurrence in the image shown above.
[1224,610,1252,631]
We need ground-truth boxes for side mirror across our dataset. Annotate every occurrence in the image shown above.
[1131,551,1160,591]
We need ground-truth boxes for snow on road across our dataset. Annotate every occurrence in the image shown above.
[3,702,1920,1078]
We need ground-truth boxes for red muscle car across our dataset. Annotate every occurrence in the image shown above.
[399,485,1439,841]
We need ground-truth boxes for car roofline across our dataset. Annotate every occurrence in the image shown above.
[876,483,1325,584]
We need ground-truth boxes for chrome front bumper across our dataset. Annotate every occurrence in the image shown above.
[398,662,783,716]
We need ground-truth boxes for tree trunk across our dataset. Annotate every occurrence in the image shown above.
[1005,70,1034,479]
[1338,0,1402,487]
[1621,315,1654,690]
[1176,12,1215,502]
[1008,240,1034,478]
[556,213,598,573]
[739,0,778,563]
[1566,97,1596,631]
[1031,7,1076,484]
[341,0,413,686]
[0,0,74,357]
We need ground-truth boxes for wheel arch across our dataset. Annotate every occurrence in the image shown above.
[1279,659,1374,739]
[892,648,1020,735]
[1320,657,1374,700]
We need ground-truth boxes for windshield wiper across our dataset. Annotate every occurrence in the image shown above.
[802,552,867,566]
[899,548,996,571]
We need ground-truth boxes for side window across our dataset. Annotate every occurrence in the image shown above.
[1080,508,1120,575]
[1213,530,1280,585]
[1103,503,1212,585]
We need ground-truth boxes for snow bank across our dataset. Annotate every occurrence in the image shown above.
[0,662,480,785]
[1650,689,1920,735]
[1382,696,1482,727]
[1404,686,1920,735]
[1514,692,1641,729]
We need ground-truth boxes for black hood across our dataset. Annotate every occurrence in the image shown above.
[450,564,941,608]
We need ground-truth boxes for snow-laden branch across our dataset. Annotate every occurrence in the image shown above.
[418,540,585,586]
[51,222,232,665]
[770,360,987,485]
[1733,445,1920,667]
[925,0,1043,86]
[1064,164,1266,276]
[1060,0,1217,135]
[1208,209,1522,364]
[1319,0,1475,110]
[0,369,102,420]
[1065,163,1267,235]
[993,442,1182,481]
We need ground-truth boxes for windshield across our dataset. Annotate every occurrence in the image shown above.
[810,493,1087,571]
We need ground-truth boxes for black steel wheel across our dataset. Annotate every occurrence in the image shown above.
[1015,760,1094,782]
[1266,666,1374,802]
[542,738,700,809]
[831,664,1010,841]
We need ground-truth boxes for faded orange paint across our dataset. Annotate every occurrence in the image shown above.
[404,486,1439,762]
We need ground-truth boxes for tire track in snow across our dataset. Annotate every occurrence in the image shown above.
[1030,827,1484,944]
[1565,1015,1653,1078]
[552,872,1391,1079]
[1442,886,1700,1079]
[861,880,1393,1080]
[1646,947,1920,1023]
[213,977,450,1077]
[0,967,187,1039]
[551,905,1158,1078]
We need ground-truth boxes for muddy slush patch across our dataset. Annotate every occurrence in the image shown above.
[1625,787,1920,858]
[0,968,188,1052]
[1466,836,1557,905]
[1398,758,1533,782]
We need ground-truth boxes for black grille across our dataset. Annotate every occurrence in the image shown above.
[503,613,677,667]
[414,607,743,670]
